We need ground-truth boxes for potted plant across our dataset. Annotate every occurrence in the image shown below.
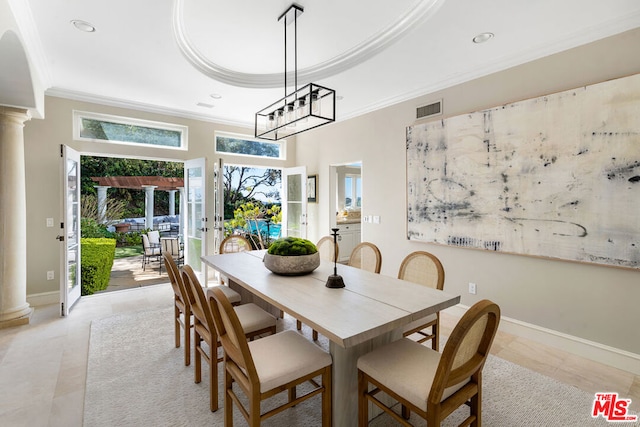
[263,237,320,275]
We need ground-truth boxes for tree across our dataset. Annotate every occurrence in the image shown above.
[223,166,281,218]
[81,156,183,218]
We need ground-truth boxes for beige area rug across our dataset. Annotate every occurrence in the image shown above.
[84,308,639,427]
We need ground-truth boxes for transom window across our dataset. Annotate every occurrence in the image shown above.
[73,111,188,150]
[215,132,285,160]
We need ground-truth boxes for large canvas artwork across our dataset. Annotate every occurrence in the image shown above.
[406,73,640,269]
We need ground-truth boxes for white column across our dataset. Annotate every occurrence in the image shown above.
[142,185,157,230]
[94,185,110,223]
[0,107,32,327]
[168,189,176,216]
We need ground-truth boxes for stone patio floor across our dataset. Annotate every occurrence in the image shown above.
[100,255,170,293]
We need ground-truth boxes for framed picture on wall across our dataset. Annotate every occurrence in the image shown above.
[307,175,317,203]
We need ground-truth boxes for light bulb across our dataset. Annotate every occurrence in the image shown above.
[311,90,321,116]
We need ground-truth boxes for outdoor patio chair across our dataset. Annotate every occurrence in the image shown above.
[141,233,161,272]
[161,237,184,267]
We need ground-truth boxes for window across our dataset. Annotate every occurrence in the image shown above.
[215,132,285,160]
[73,111,187,150]
[345,174,361,208]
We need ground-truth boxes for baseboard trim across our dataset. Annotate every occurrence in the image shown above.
[27,291,59,307]
[444,304,640,376]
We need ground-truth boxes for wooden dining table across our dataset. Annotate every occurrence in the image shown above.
[202,250,460,427]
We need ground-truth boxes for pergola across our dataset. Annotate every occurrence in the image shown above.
[91,176,185,230]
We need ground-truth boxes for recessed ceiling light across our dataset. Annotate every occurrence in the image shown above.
[71,20,96,33]
[197,102,214,108]
[472,32,494,44]
[210,93,222,99]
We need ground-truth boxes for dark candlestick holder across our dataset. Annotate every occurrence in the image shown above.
[325,228,345,288]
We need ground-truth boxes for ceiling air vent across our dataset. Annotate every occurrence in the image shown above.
[416,100,442,119]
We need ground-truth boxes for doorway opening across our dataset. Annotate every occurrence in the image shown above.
[80,154,184,294]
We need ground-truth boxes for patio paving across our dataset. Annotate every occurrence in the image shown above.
[100,255,170,293]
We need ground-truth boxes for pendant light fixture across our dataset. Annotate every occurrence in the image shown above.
[255,4,336,140]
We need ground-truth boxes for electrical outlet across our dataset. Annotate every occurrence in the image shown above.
[47,271,55,280]
[468,282,477,294]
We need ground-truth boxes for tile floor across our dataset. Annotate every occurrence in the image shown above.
[0,283,638,426]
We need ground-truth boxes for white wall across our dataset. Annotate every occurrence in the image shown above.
[295,28,640,356]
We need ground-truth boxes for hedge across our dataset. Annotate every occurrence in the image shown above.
[81,238,116,295]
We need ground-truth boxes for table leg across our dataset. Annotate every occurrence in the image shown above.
[330,328,403,427]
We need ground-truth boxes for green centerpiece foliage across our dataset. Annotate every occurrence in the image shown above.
[267,237,318,256]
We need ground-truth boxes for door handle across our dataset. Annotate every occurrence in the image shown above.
[56,235,64,242]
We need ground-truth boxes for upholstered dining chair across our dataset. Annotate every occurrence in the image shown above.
[348,241,382,273]
[316,235,339,262]
[296,236,340,340]
[163,252,192,366]
[208,286,333,426]
[397,251,445,350]
[357,299,501,426]
[219,234,252,253]
[182,264,277,412]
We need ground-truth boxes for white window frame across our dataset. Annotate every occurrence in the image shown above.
[215,131,286,160]
[73,110,188,151]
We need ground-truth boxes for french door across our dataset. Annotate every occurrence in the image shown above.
[60,145,82,316]
[282,166,307,238]
[213,158,224,254]
[184,158,208,284]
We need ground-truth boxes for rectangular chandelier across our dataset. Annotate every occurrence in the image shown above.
[255,4,336,141]
[255,83,335,140]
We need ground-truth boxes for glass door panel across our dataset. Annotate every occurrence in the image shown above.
[282,167,307,238]
[184,158,207,284]
[60,145,81,316]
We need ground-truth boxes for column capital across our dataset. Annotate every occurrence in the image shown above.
[0,106,31,125]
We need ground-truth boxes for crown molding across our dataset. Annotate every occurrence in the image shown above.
[45,87,253,129]
[172,0,446,88]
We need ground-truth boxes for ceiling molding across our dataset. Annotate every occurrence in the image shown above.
[45,87,253,129]
[172,0,446,88]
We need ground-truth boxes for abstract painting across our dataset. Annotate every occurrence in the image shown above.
[406,73,640,269]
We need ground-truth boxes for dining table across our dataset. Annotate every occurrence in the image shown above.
[202,250,460,427]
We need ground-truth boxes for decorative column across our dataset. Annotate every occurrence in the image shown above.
[168,189,176,216]
[0,107,32,328]
[94,185,110,223]
[142,185,157,230]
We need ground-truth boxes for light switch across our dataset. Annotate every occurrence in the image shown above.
[46,218,54,227]
[373,215,381,224]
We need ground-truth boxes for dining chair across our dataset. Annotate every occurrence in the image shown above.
[163,252,192,366]
[296,236,340,340]
[397,250,445,350]
[316,235,339,262]
[348,241,382,273]
[219,234,252,253]
[357,299,501,426]
[208,286,333,426]
[182,264,277,412]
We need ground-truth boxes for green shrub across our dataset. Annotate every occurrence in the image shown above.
[81,217,115,238]
[81,238,116,295]
[267,237,317,256]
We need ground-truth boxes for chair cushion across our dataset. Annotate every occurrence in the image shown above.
[403,313,437,334]
[357,338,468,411]
[249,330,332,393]
[206,285,241,305]
[234,303,276,334]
